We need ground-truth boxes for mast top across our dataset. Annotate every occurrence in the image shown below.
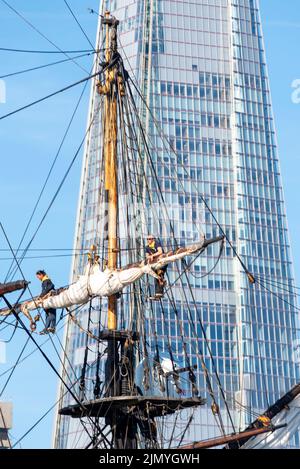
[102,11,119,27]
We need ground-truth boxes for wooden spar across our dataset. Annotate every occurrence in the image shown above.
[178,424,287,450]
[0,280,28,296]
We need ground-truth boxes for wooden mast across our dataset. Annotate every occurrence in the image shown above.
[58,14,230,447]
[96,12,122,446]
[178,424,286,450]
[99,11,119,331]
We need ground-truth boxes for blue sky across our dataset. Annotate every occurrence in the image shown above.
[0,0,299,448]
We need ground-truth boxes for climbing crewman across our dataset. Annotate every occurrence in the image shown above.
[145,235,167,299]
[36,270,56,334]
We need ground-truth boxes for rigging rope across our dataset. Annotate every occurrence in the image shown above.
[0,223,99,423]
[163,281,227,436]
[0,292,85,411]
[1,69,105,436]
[5,101,100,282]
[0,70,99,122]
[126,77,230,368]
[0,286,28,341]
[10,354,101,450]
[119,74,236,431]
[94,299,103,398]
[4,40,106,283]
[0,51,95,79]
[0,0,90,73]
[164,238,225,295]
[79,300,96,400]
[0,323,63,379]
[123,60,254,280]
[0,336,31,398]
[63,0,95,51]
[0,47,95,54]
[255,274,300,297]
[122,64,300,437]
[256,274,300,291]
[1,253,98,262]
[255,277,300,314]
[119,76,234,431]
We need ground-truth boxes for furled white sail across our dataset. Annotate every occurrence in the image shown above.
[242,394,300,449]
[0,237,205,328]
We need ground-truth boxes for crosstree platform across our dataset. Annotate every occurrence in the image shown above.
[59,395,206,419]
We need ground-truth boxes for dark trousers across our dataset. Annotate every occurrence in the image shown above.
[44,308,56,329]
[155,266,167,295]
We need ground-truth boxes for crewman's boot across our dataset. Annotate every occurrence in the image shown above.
[154,274,165,299]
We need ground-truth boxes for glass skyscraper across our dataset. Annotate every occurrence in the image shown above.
[54,0,300,448]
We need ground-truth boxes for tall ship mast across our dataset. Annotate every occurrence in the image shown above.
[54,12,227,448]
